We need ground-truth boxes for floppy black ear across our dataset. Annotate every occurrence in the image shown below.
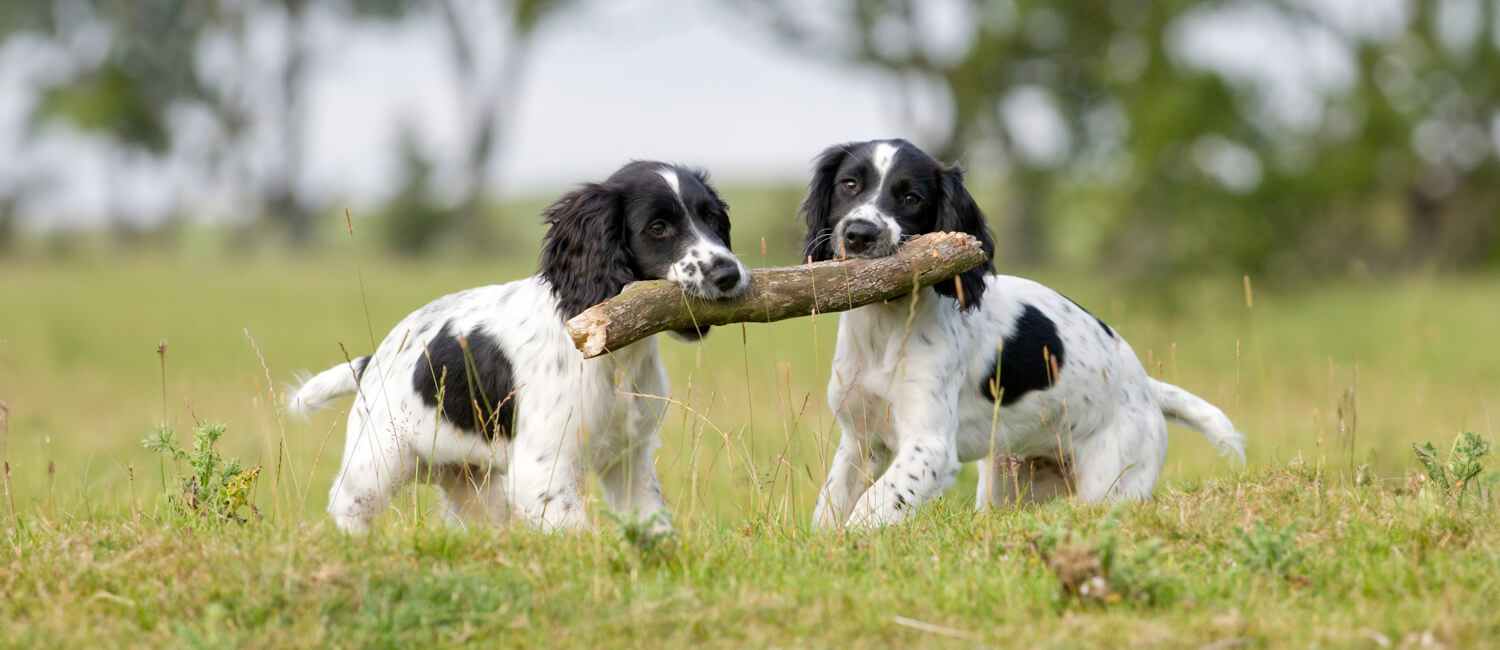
[799,144,850,262]
[933,164,995,310]
[539,184,634,318]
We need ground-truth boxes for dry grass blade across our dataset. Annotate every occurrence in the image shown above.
[892,615,979,640]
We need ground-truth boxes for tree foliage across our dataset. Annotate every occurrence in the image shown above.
[0,0,577,250]
[738,0,1500,275]
[1,1,1495,273]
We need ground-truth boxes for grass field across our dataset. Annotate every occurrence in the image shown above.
[2,210,1499,646]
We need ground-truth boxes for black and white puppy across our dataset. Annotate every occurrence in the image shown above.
[801,139,1244,530]
[288,162,748,533]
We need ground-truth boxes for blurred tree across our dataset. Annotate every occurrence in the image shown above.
[1,0,205,241]
[348,0,579,250]
[263,0,316,246]
[0,0,578,253]
[0,7,40,253]
[377,123,459,255]
[328,0,579,252]
[192,0,324,247]
[734,0,1125,264]
[736,0,1500,276]
[437,0,556,250]
[0,0,323,246]
[0,196,17,253]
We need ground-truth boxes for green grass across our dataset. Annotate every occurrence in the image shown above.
[2,219,1499,646]
[3,467,1497,647]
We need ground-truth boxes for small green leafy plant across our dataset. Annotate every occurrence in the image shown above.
[1413,431,1492,506]
[1230,521,1305,574]
[143,422,261,525]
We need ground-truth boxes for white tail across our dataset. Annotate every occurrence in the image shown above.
[1150,378,1245,465]
[285,356,369,417]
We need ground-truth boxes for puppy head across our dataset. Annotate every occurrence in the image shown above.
[540,162,749,337]
[800,139,995,309]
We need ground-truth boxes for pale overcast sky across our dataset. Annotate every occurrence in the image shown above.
[305,1,904,202]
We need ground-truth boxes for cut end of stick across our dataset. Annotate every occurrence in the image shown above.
[567,310,611,358]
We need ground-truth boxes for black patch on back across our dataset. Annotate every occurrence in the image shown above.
[981,304,1066,405]
[1059,292,1114,340]
[412,322,517,439]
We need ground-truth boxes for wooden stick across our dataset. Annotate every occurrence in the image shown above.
[566,232,986,358]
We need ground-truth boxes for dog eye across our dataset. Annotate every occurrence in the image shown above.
[903,193,921,207]
[648,220,668,236]
[839,179,857,193]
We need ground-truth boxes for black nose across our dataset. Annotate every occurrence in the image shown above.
[708,259,742,292]
[843,221,881,252]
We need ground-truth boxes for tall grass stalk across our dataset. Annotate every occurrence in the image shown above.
[1,400,13,525]
[245,328,295,521]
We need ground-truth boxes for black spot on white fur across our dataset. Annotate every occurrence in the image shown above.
[982,304,1066,405]
[413,322,518,439]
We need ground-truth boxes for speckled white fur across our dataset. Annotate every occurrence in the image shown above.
[290,163,746,535]
[290,278,672,534]
[659,168,749,299]
[814,279,1245,530]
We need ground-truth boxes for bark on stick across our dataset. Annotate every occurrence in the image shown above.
[566,232,986,358]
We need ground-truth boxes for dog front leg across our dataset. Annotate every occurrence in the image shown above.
[813,426,890,530]
[844,392,961,529]
[508,420,591,533]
